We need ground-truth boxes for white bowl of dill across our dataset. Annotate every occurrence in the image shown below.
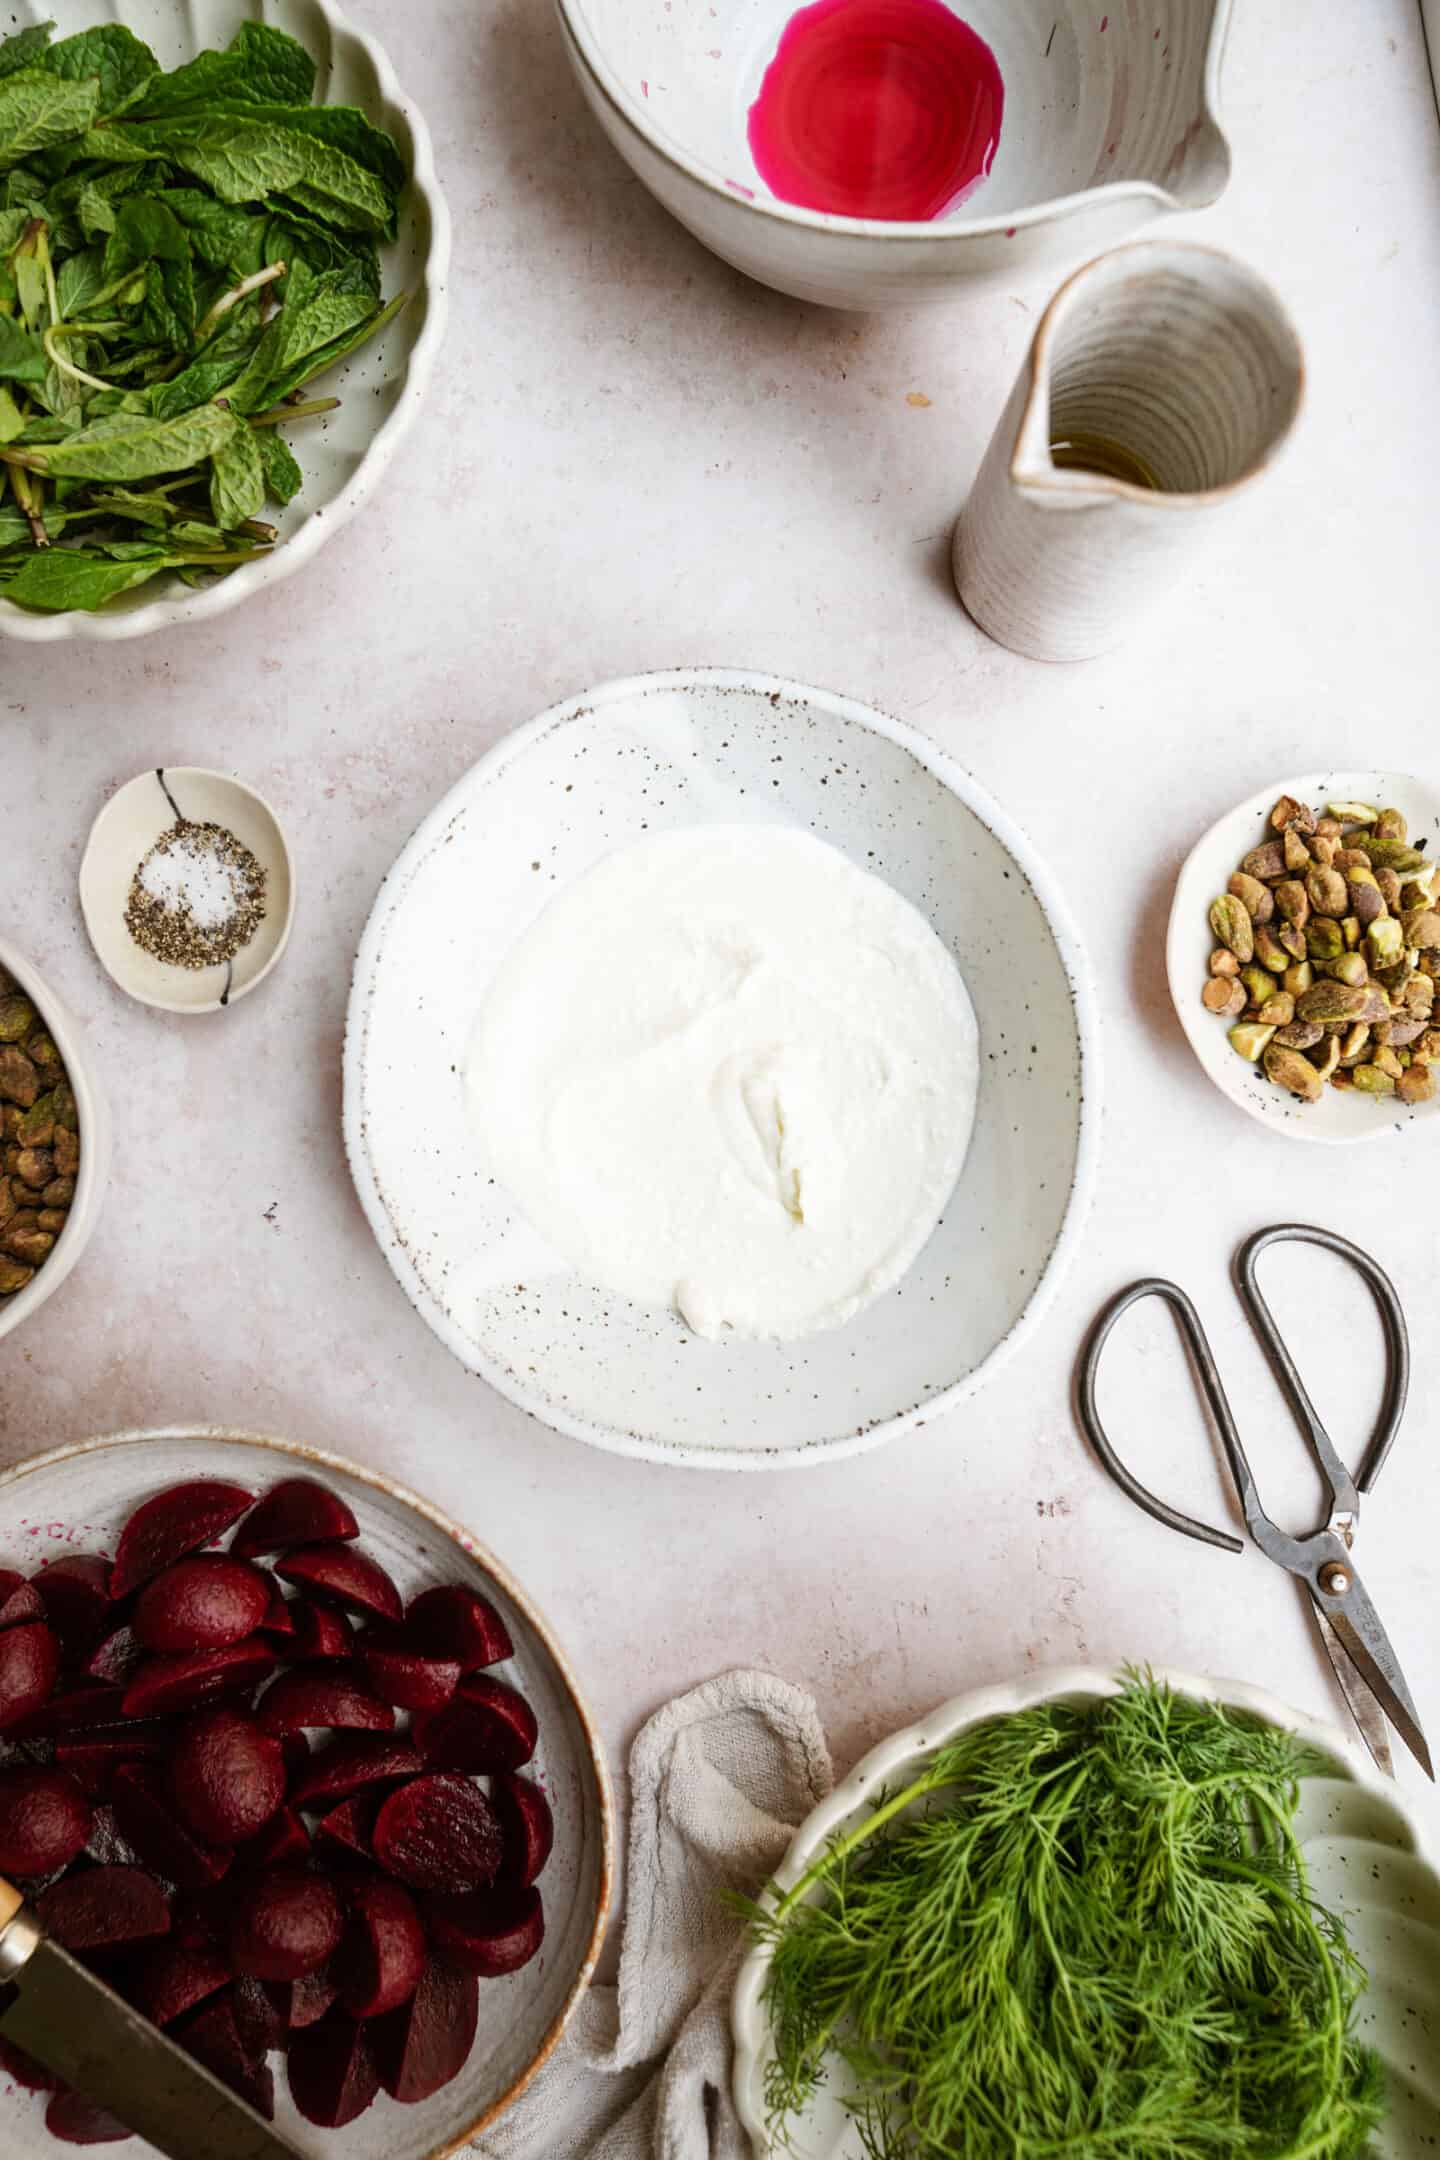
[732,1667,1440,2160]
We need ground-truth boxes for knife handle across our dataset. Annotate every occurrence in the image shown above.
[0,1880,22,1931]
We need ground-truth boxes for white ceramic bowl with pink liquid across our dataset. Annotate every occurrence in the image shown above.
[554,0,1234,309]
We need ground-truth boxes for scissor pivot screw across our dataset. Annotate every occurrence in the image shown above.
[1319,1562,1352,1597]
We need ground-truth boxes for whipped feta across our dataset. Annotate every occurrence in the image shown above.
[464,826,979,1342]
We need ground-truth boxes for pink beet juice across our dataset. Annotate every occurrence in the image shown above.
[747,0,1004,221]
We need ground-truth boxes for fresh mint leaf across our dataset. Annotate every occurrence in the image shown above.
[151,302,265,417]
[226,22,316,106]
[76,179,116,236]
[162,187,265,277]
[272,262,375,374]
[209,418,264,528]
[56,241,106,316]
[138,250,196,348]
[265,206,379,292]
[132,118,394,234]
[0,310,46,382]
[0,25,55,85]
[44,26,158,114]
[2,542,169,609]
[74,123,160,164]
[261,289,407,405]
[0,69,99,170]
[38,401,240,480]
[256,426,301,505]
[0,384,22,440]
[131,24,314,119]
[103,190,190,277]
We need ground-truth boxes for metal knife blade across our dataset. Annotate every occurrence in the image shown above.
[0,1933,302,2160]
[1315,1607,1394,1779]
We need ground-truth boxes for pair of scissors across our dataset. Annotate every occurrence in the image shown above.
[1076,1223,1432,1782]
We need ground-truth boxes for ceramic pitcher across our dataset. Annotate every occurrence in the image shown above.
[953,241,1304,663]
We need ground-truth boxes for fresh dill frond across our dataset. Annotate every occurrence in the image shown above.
[744,1673,1384,2159]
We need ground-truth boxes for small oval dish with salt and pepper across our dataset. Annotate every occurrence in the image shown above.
[1166,772,1440,1145]
[79,768,295,1014]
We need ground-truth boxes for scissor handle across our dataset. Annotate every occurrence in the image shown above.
[1235,1224,1409,1506]
[1075,1278,1258,1554]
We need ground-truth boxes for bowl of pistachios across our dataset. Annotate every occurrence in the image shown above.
[0,938,111,1340]
[1166,773,1440,1144]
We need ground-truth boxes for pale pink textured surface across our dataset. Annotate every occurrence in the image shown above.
[3,0,1438,1877]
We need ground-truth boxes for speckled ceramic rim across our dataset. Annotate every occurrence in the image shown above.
[0,0,452,645]
[0,937,112,1346]
[77,766,298,1014]
[1166,771,1440,1147]
[729,1661,1438,2155]
[343,666,1104,1473]
[554,0,1233,241]
[0,1424,616,2156]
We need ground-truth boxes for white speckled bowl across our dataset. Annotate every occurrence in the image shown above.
[0,0,450,643]
[1168,773,1440,1145]
[0,938,111,1346]
[78,766,296,1013]
[344,669,1100,1471]
[555,0,1233,309]
[732,1665,1440,2158]
[0,1427,614,2160]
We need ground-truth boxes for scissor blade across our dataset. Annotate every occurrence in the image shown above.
[1314,1608,1394,1779]
[1315,1566,1434,1781]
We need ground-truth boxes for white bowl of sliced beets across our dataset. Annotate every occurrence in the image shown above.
[0,1429,614,2155]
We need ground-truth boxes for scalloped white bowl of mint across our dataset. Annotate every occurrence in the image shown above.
[0,2,449,639]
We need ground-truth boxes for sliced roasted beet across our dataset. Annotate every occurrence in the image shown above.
[337,1875,426,2018]
[275,1545,402,1625]
[55,1724,171,1800]
[134,1557,270,1654]
[230,1972,288,2055]
[32,1556,113,1653]
[228,1867,343,1981]
[284,1596,354,1663]
[111,1482,253,1600]
[121,1637,276,1720]
[287,1734,423,1811]
[360,1640,460,1713]
[372,1773,502,1893]
[168,1709,286,1845]
[45,2089,130,2145]
[177,1991,274,2119]
[426,1882,544,1976]
[36,1864,170,1953]
[0,1578,46,1630]
[258,1578,293,1636]
[113,1763,232,1891]
[171,1883,233,1950]
[492,1770,554,1887]
[415,1673,538,1773]
[0,2031,57,2091]
[289,1962,339,2030]
[127,1942,232,2026]
[231,1479,359,1560]
[0,1765,92,1874]
[0,1620,59,1730]
[314,1796,376,1865]
[242,1805,310,1868]
[83,1624,144,1686]
[406,1584,513,1671]
[289,2005,380,2128]
[257,1668,394,1739]
[371,1957,478,2104]
[8,1680,120,1741]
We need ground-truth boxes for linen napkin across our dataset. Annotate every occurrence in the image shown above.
[475,1668,833,2160]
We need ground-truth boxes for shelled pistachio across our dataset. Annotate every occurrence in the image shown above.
[1202,794,1440,1109]
[0,967,80,1310]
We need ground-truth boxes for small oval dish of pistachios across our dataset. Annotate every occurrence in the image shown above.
[1167,774,1440,1146]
